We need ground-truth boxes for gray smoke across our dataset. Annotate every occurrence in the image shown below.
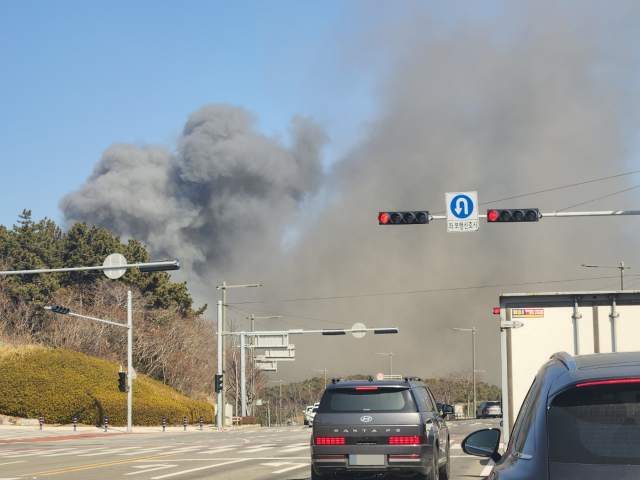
[61,105,329,279]
[61,2,640,384]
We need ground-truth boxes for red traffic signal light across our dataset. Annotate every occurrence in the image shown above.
[487,209,539,223]
[378,211,429,225]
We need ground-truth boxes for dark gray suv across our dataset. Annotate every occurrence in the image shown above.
[310,377,453,479]
[462,351,640,479]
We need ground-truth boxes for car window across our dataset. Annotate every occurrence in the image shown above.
[413,387,435,413]
[547,382,640,465]
[510,378,539,457]
[318,387,417,413]
[426,388,439,413]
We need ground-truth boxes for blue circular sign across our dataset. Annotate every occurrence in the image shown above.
[450,194,474,219]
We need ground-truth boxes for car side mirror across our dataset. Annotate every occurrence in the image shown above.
[462,428,502,463]
[441,404,454,415]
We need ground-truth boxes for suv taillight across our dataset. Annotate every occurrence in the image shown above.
[389,436,420,444]
[316,437,345,445]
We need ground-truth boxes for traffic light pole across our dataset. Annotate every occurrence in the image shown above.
[45,303,134,432]
[127,291,133,433]
[217,300,223,431]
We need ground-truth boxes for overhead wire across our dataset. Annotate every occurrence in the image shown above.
[556,184,640,212]
[433,169,640,214]
[228,274,640,305]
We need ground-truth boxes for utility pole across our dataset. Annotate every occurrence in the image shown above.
[372,351,394,375]
[582,261,630,290]
[310,368,328,390]
[452,327,477,416]
[216,282,261,427]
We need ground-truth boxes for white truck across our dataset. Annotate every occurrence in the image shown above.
[497,290,640,443]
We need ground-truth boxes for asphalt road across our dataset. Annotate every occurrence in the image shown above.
[0,418,500,480]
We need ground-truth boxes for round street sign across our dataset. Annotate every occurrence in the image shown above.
[103,253,127,279]
[376,373,384,380]
[352,323,366,339]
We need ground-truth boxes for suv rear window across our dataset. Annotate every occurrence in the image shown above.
[548,382,640,465]
[318,387,417,413]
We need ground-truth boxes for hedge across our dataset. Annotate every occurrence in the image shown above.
[0,345,214,426]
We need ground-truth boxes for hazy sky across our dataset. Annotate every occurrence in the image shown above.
[2,1,640,385]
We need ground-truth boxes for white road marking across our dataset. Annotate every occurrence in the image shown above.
[79,447,137,456]
[119,447,171,456]
[480,460,495,476]
[150,459,247,479]
[260,462,291,467]
[0,461,26,466]
[198,446,238,454]
[451,444,461,450]
[272,463,309,474]
[124,464,178,475]
[279,445,310,453]
[240,446,274,453]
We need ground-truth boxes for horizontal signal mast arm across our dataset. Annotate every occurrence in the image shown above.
[428,210,640,220]
[0,260,180,276]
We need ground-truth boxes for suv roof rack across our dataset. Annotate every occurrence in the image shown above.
[404,376,422,382]
[331,377,348,384]
[550,352,577,371]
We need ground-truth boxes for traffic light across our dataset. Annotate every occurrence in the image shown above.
[214,374,223,394]
[118,372,127,392]
[378,211,429,225]
[487,209,539,223]
[50,305,70,314]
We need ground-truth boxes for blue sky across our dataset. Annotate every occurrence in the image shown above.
[0,0,388,228]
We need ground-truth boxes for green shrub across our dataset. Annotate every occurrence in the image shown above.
[240,416,258,425]
[0,345,214,426]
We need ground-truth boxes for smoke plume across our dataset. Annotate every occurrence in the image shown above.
[61,2,640,384]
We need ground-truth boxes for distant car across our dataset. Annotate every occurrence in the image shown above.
[310,377,453,480]
[308,406,319,428]
[462,351,640,479]
[287,420,300,426]
[304,403,320,425]
[476,401,502,419]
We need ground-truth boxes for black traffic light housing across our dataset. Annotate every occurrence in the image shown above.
[214,374,223,394]
[378,211,429,225]
[50,305,70,314]
[487,209,539,223]
[118,372,127,392]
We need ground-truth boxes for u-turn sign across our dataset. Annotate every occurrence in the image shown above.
[446,191,479,232]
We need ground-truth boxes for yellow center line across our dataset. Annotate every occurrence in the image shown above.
[19,452,183,477]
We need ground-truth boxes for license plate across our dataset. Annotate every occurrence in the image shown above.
[349,454,385,466]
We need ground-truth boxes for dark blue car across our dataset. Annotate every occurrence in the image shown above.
[462,351,640,480]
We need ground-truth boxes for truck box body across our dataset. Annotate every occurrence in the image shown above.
[498,291,640,443]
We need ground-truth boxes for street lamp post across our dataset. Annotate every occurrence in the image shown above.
[309,368,328,390]
[582,261,630,290]
[14,256,179,434]
[215,282,261,428]
[451,327,478,417]
[372,352,394,375]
